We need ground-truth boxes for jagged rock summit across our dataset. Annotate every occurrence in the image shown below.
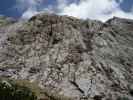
[0,13,133,100]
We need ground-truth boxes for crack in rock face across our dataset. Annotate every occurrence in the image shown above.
[0,13,133,100]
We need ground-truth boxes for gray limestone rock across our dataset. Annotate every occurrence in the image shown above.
[0,13,133,100]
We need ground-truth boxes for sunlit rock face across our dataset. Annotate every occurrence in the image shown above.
[0,13,133,100]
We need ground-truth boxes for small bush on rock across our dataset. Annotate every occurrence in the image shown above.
[117,96,129,100]
[0,80,37,100]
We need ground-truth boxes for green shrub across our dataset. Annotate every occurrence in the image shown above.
[0,79,73,100]
[117,96,129,100]
[0,80,37,100]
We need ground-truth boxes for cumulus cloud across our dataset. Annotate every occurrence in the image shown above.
[16,0,133,21]
[15,0,43,19]
[57,0,133,21]
[21,8,38,19]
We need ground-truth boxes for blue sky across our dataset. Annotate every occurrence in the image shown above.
[0,0,54,18]
[0,0,133,21]
[120,0,133,12]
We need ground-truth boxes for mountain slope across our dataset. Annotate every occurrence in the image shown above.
[0,13,133,100]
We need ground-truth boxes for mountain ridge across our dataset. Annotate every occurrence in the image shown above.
[0,13,133,100]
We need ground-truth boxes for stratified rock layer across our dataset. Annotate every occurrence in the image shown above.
[0,13,133,100]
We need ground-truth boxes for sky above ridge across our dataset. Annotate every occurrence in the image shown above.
[0,0,133,21]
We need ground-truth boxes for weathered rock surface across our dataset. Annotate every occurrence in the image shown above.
[0,13,133,100]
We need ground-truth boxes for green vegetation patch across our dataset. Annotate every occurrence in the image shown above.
[0,16,15,26]
[0,79,37,100]
[0,78,73,100]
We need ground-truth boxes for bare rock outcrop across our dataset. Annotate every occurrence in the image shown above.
[0,13,133,100]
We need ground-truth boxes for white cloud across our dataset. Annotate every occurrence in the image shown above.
[21,8,38,19]
[15,0,43,19]
[57,0,133,21]
[16,0,133,21]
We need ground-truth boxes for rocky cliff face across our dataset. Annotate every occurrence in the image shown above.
[0,13,133,100]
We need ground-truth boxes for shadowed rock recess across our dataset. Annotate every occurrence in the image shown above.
[0,13,133,100]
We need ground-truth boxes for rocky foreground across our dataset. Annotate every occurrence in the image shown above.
[0,13,133,100]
